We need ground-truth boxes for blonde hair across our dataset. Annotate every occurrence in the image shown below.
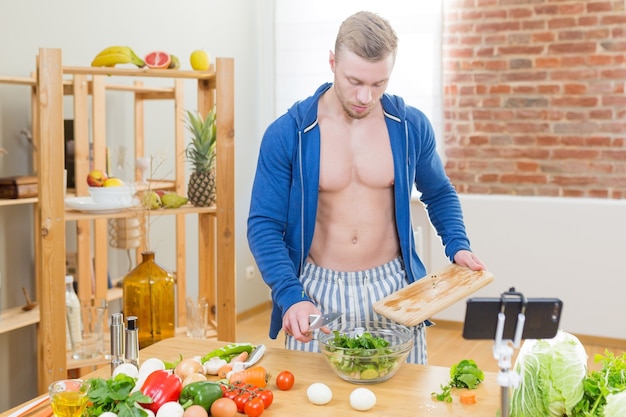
[334,11,398,62]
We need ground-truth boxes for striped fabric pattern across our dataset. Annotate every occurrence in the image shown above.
[285,258,427,364]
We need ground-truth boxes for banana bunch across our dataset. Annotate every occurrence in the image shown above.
[91,46,146,68]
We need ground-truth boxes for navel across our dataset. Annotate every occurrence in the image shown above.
[352,236,358,244]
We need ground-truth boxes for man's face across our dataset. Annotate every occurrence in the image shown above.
[330,49,395,120]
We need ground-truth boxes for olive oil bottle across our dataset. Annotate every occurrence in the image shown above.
[122,251,175,348]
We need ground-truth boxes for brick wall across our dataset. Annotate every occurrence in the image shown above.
[442,0,626,198]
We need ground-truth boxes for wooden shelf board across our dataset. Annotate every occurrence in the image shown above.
[0,197,37,206]
[106,84,175,94]
[107,287,123,302]
[63,66,216,80]
[64,204,216,221]
[0,305,40,334]
[0,76,36,86]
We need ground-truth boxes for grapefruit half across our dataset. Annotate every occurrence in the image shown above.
[144,51,171,69]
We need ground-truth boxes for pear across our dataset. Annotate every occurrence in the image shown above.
[141,190,162,210]
[161,192,189,209]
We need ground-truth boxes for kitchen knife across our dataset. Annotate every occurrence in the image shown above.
[243,344,265,369]
[308,312,342,330]
[231,344,266,372]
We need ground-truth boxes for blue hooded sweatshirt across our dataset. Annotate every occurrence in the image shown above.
[247,83,472,339]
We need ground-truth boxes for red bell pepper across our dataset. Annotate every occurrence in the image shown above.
[140,369,183,413]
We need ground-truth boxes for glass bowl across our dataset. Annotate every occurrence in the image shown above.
[318,320,413,384]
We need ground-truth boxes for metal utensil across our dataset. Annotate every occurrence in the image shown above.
[243,344,266,369]
[308,312,342,330]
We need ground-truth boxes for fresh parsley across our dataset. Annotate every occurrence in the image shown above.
[85,373,152,417]
[432,359,485,403]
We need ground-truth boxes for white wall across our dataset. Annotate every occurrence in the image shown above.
[274,0,443,139]
[0,0,267,410]
[413,194,626,341]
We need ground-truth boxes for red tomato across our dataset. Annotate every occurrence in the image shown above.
[275,370,295,391]
[223,389,239,401]
[244,396,265,417]
[234,392,251,413]
[257,389,273,409]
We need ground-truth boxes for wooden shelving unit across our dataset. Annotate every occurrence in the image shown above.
[0,48,236,393]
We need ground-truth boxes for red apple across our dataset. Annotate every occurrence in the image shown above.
[87,169,108,187]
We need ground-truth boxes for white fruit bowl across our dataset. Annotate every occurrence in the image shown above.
[88,186,135,205]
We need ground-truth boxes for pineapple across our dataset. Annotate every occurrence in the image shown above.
[185,108,217,207]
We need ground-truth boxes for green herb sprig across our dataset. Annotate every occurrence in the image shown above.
[85,373,153,417]
[572,350,626,416]
[432,359,485,403]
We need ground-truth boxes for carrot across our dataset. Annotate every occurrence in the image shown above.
[460,391,477,405]
[228,365,269,388]
[229,350,249,363]
[217,363,234,379]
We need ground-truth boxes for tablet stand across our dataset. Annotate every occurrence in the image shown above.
[493,288,526,417]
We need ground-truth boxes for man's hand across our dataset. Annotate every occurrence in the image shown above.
[282,301,326,342]
[454,250,486,271]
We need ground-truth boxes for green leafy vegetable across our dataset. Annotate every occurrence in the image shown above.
[329,330,390,350]
[510,331,587,417]
[432,359,484,402]
[572,350,626,416]
[85,373,153,417]
[325,330,398,380]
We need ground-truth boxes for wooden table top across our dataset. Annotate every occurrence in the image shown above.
[5,337,502,417]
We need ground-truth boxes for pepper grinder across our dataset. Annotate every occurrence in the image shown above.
[110,313,124,375]
[125,316,140,368]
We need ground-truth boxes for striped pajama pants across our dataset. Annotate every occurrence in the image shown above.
[285,257,428,365]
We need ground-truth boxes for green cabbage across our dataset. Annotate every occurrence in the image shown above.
[510,330,587,417]
[604,390,626,417]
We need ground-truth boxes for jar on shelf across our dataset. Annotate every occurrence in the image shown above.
[122,251,175,349]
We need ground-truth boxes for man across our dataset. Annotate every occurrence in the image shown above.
[247,11,484,364]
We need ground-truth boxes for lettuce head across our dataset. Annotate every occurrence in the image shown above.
[603,390,626,417]
[510,330,587,417]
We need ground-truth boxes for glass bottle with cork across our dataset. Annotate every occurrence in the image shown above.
[122,251,175,349]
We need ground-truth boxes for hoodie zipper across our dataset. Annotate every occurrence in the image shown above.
[298,129,305,276]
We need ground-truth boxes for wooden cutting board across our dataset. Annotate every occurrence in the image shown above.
[373,264,494,326]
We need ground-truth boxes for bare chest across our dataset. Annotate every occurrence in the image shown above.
[318,119,394,192]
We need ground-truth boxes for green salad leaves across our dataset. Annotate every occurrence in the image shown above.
[85,373,152,417]
[325,330,398,380]
[432,359,485,402]
[329,330,390,350]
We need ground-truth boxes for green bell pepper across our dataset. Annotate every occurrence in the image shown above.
[179,381,223,411]
[201,342,255,363]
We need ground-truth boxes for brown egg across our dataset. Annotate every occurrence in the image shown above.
[210,398,238,417]
[183,405,208,417]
